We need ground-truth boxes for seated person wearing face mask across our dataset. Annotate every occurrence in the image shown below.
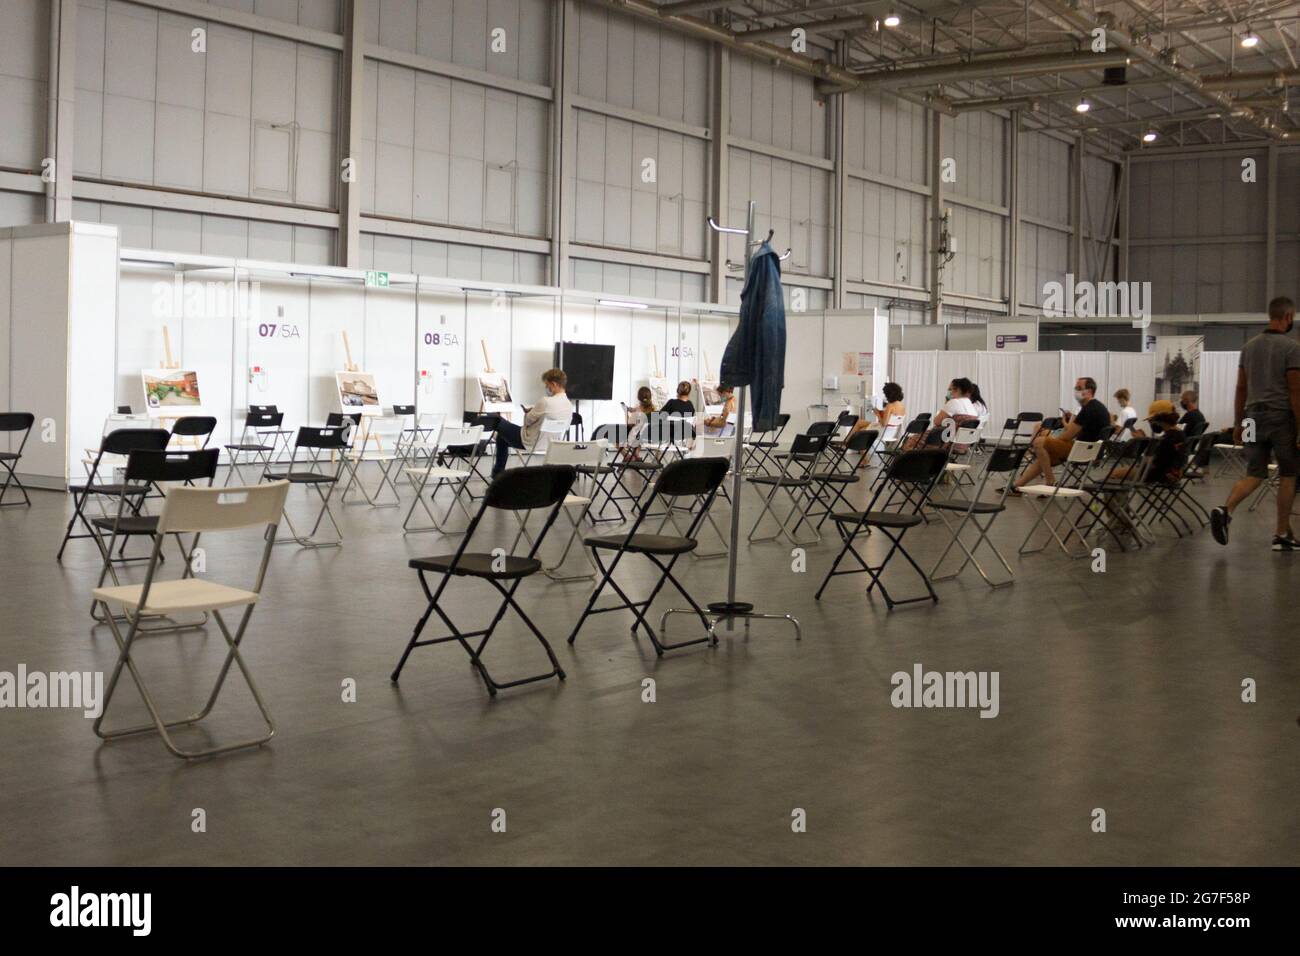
[1009,377,1109,495]
[1116,400,1189,484]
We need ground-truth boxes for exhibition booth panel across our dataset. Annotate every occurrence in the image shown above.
[0,222,118,488]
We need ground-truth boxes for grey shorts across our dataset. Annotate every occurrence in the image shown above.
[1244,407,1299,479]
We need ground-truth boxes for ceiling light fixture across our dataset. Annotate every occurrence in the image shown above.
[1075,98,1092,113]
[1240,29,1260,48]
[883,11,901,27]
[1142,130,1158,143]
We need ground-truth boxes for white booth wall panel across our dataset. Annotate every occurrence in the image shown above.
[511,295,560,413]
[415,287,467,420]
[75,2,338,208]
[1106,352,1156,420]
[462,292,514,412]
[571,110,708,259]
[242,276,312,428]
[843,89,926,184]
[842,177,926,287]
[0,0,48,172]
[366,0,549,86]
[363,61,549,236]
[782,311,823,420]
[305,281,368,422]
[1059,351,1108,414]
[362,284,418,413]
[9,231,70,480]
[180,278,236,445]
[942,112,1005,206]
[726,148,832,278]
[574,3,708,127]
[729,56,828,161]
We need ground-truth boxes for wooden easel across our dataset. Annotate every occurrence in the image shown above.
[158,326,200,449]
[339,331,382,453]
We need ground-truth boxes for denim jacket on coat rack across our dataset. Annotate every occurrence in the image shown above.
[720,240,787,432]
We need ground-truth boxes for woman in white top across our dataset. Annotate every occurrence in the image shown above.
[933,377,987,430]
[491,367,573,475]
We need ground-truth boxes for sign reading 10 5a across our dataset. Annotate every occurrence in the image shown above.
[424,332,459,346]
[258,322,302,338]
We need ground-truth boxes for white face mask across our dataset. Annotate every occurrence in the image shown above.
[1074,389,1086,402]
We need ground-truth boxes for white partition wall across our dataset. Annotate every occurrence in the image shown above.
[1018,351,1061,420]
[2,222,118,487]
[892,349,1190,428]
[1200,352,1239,431]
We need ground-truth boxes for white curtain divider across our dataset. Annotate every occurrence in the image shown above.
[891,350,938,422]
[1018,351,1061,420]
[1106,352,1157,418]
[889,349,1239,432]
[977,351,1020,433]
[1059,351,1109,415]
[1200,351,1239,432]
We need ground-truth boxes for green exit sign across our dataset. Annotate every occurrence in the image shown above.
[365,271,389,288]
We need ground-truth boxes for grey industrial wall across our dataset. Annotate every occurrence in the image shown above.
[1128,148,1300,315]
[0,0,1127,317]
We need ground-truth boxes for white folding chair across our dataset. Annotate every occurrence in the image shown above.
[938,423,984,501]
[538,438,609,581]
[512,418,570,467]
[91,480,291,759]
[401,423,483,533]
[1018,439,1103,558]
[340,413,407,507]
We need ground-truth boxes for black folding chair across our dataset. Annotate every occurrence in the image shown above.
[929,446,1028,588]
[747,432,831,545]
[568,457,730,656]
[1076,437,1155,552]
[809,428,878,529]
[0,412,35,507]
[224,410,283,485]
[743,412,790,474]
[89,448,220,631]
[168,415,218,450]
[816,448,948,610]
[57,428,171,561]
[264,425,350,548]
[389,465,577,696]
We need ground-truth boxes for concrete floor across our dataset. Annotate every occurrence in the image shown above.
[1,464,1296,866]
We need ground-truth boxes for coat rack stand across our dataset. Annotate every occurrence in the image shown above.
[662,201,801,641]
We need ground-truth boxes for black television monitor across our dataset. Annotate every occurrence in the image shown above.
[553,342,615,401]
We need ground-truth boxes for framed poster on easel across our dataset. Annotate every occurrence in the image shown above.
[477,340,516,418]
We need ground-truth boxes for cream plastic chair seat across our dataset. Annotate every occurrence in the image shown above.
[93,579,259,614]
[1019,483,1087,497]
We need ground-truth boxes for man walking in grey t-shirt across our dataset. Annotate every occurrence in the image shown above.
[1211,296,1300,551]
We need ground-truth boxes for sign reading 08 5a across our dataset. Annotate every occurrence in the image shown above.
[423,331,460,346]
